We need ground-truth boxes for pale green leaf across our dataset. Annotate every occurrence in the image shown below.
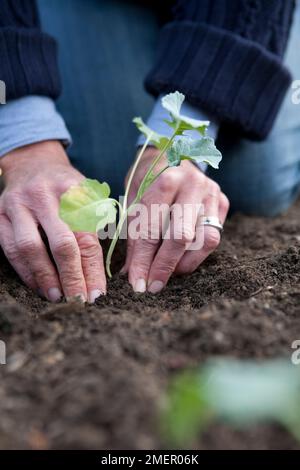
[167,137,222,169]
[161,372,212,448]
[59,178,117,233]
[203,360,300,426]
[162,91,185,119]
[162,92,209,136]
[133,117,169,150]
[162,360,300,447]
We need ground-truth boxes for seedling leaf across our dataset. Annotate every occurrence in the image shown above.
[162,360,300,447]
[133,117,169,150]
[167,137,222,169]
[162,91,185,118]
[59,179,117,232]
[162,92,209,136]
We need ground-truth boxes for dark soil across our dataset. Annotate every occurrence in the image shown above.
[1,200,300,450]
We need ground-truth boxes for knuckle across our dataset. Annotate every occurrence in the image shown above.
[221,193,230,212]
[56,178,83,195]
[81,247,102,264]
[60,274,84,291]
[171,236,189,248]
[31,266,54,285]
[3,242,19,263]
[17,237,41,256]
[76,233,100,258]
[25,182,53,210]
[25,181,48,200]
[173,228,195,245]
[152,263,173,277]
[190,170,206,186]
[3,191,22,209]
[207,180,221,195]
[157,172,180,193]
[53,234,78,258]
[204,230,220,251]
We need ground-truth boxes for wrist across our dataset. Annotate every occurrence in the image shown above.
[0,140,70,179]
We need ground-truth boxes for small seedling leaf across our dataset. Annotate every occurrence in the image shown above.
[133,117,169,150]
[167,137,222,169]
[59,179,117,233]
[162,92,209,136]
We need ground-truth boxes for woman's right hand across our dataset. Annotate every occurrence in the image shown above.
[0,140,106,303]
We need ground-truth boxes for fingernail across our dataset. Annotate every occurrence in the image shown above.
[88,289,104,304]
[66,294,86,304]
[148,280,164,294]
[134,278,146,293]
[48,287,62,303]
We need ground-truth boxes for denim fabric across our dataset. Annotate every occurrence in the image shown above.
[38,0,300,215]
[38,0,159,197]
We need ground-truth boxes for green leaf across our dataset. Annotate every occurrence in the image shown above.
[133,117,169,150]
[162,92,209,136]
[162,360,300,447]
[161,371,212,448]
[162,91,185,119]
[59,178,117,233]
[203,360,300,426]
[167,137,222,169]
[167,139,191,167]
[164,117,208,136]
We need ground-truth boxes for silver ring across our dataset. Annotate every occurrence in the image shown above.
[202,216,224,233]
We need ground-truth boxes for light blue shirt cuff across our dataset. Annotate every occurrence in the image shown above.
[0,96,72,158]
[137,96,219,173]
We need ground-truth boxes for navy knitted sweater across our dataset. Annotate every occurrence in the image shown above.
[0,0,296,140]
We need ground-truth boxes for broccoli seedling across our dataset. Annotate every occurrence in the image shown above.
[161,359,300,448]
[59,91,222,277]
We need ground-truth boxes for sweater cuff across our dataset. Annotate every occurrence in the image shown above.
[145,21,292,140]
[0,28,61,101]
[0,96,71,158]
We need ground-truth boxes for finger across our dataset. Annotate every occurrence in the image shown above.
[0,213,37,291]
[37,203,87,302]
[219,192,230,224]
[6,204,63,303]
[121,230,134,275]
[176,184,223,275]
[75,232,106,303]
[128,174,177,292]
[147,189,201,293]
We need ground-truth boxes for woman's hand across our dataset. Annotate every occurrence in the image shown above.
[0,140,106,303]
[123,147,230,293]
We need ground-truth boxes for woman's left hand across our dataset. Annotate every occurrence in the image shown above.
[123,147,230,294]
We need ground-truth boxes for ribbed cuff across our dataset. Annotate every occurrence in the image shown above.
[145,21,292,140]
[0,27,61,100]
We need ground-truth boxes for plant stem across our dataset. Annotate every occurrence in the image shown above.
[106,135,152,277]
[106,130,177,278]
[123,134,152,213]
[136,131,177,203]
[106,210,127,278]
